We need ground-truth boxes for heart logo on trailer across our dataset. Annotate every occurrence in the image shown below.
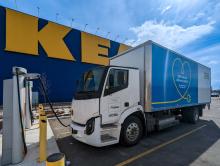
[172,58,191,102]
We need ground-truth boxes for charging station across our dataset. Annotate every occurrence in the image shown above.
[1,66,67,165]
[1,67,39,165]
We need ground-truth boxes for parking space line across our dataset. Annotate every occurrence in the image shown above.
[115,124,207,166]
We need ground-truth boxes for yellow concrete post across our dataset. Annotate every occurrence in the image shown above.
[39,115,47,162]
[46,153,65,166]
[38,104,44,113]
[38,104,45,122]
[38,104,45,141]
[38,104,47,163]
[38,105,42,140]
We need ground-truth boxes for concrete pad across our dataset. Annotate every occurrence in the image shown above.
[0,120,60,166]
[190,99,220,166]
[190,139,220,166]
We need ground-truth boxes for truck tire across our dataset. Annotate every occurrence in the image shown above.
[120,116,143,146]
[181,110,188,122]
[182,108,199,124]
[188,108,199,124]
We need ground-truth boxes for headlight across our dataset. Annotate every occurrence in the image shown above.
[85,118,95,135]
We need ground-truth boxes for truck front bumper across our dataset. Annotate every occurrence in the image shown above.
[71,117,119,147]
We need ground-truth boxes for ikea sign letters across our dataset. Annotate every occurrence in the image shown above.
[5,8,130,65]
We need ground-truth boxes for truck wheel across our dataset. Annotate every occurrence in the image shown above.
[189,108,199,124]
[181,110,188,122]
[182,108,199,124]
[120,116,143,146]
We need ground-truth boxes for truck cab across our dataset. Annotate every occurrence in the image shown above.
[71,66,144,147]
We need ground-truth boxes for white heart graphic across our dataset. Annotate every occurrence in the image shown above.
[172,58,191,99]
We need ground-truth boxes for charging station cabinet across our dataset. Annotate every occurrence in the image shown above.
[2,67,27,165]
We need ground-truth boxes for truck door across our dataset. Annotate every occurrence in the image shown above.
[100,68,129,124]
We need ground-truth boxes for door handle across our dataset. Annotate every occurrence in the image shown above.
[111,106,119,109]
[124,102,129,107]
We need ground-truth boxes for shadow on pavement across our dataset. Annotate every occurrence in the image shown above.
[53,119,220,166]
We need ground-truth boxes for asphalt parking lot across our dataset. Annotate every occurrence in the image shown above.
[49,98,220,166]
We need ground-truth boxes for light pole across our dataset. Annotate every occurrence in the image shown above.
[123,37,128,43]
[106,32,110,38]
[115,35,120,41]
[84,24,88,31]
[56,13,59,22]
[14,0,18,9]
[70,18,74,28]
[95,27,100,35]
[37,7,40,17]
[131,40,136,45]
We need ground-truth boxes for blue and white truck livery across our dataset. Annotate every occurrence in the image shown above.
[70,41,211,147]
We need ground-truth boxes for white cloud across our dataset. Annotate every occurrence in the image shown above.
[208,60,219,65]
[187,44,220,89]
[187,44,220,67]
[129,20,215,49]
[193,12,205,20]
[161,5,172,14]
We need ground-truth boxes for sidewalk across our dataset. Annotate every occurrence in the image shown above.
[0,120,60,166]
[190,99,220,166]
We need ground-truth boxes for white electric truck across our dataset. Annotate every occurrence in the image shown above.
[70,41,211,147]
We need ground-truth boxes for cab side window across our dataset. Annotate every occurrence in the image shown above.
[104,69,128,96]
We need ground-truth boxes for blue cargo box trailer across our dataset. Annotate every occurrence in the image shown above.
[111,40,211,112]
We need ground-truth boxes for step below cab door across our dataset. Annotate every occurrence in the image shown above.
[100,68,129,124]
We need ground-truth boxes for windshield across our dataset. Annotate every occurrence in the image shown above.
[76,67,105,93]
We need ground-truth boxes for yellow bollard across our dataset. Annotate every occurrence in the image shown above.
[38,104,45,144]
[46,153,65,166]
[39,116,47,162]
[38,104,44,110]
[38,104,45,122]
[38,104,45,117]
[38,104,47,163]
[38,104,45,132]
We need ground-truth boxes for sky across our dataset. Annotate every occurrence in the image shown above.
[0,0,220,89]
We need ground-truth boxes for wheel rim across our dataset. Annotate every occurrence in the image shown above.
[195,111,199,121]
[126,122,140,142]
